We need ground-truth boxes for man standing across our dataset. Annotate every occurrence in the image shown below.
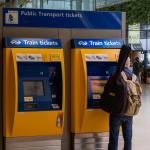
[133,57,142,82]
[101,45,134,150]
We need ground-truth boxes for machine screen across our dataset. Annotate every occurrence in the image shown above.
[90,78,102,94]
[88,76,107,107]
[18,62,62,112]
[87,61,117,109]
[23,81,44,97]
[88,76,106,99]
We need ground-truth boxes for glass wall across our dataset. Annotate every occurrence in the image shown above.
[3,0,129,11]
[128,24,150,51]
[96,0,129,9]
[42,0,71,10]
[4,0,95,11]
[0,0,5,6]
[140,25,150,51]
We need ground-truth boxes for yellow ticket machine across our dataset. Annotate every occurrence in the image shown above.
[71,39,123,149]
[3,38,65,140]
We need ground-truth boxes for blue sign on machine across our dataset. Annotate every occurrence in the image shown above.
[72,39,125,48]
[4,38,62,48]
[3,8,122,29]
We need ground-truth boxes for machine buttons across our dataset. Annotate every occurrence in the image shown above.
[92,94,101,99]
[52,104,60,109]
[24,103,38,110]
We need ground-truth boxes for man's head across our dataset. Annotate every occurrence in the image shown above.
[125,57,131,68]
[117,44,131,72]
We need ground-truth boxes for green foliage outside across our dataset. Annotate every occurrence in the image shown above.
[97,0,150,25]
[1,0,30,7]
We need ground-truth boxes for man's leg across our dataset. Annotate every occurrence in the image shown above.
[108,114,121,150]
[122,116,133,150]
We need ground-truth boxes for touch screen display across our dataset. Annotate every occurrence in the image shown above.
[86,61,117,108]
[88,76,107,107]
[90,79,102,93]
[88,76,107,100]
[23,81,44,97]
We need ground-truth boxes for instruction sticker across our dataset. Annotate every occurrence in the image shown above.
[52,104,60,109]
[50,54,61,61]
[24,97,33,102]
[92,94,101,99]
[85,54,108,62]
[16,54,42,62]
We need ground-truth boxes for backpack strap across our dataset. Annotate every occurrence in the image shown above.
[121,71,127,81]
[132,74,137,82]
[121,71,137,82]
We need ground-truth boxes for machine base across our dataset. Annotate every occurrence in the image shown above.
[72,132,124,150]
[4,136,62,150]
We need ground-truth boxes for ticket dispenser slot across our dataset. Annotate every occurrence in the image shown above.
[3,38,65,137]
[71,39,123,133]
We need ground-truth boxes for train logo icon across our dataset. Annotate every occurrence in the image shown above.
[5,11,18,24]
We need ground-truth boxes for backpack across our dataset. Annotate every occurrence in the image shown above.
[100,73,128,114]
[100,44,132,114]
[121,71,142,116]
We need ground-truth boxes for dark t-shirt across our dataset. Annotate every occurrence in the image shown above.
[133,61,141,76]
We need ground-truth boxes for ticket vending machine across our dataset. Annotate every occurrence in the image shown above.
[71,39,123,149]
[3,38,65,149]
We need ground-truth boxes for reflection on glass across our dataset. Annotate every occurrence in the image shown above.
[88,76,107,100]
[23,81,44,96]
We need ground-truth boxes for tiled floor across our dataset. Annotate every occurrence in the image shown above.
[132,84,150,150]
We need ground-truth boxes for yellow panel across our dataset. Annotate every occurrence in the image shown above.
[71,48,120,133]
[3,48,65,137]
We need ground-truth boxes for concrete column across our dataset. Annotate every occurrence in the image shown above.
[0,7,3,150]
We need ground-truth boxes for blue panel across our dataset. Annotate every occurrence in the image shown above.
[72,39,125,49]
[87,62,117,109]
[3,8,122,29]
[17,62,62,112]
[4,38,62,48]
[18,78,51,111]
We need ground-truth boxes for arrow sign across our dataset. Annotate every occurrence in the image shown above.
[10,40,21,45]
